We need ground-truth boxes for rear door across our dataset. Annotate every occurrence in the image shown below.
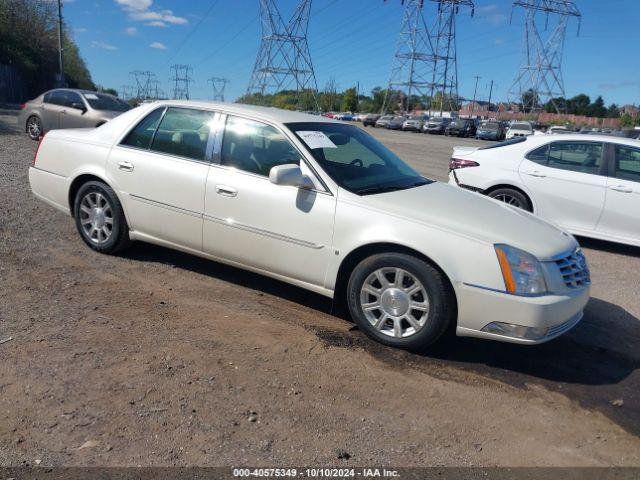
[41,91,66,130]
[518,140,607,233]
[107,106,217,250]
[596,143,640,243]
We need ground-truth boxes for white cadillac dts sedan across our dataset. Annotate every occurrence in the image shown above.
[29,101,590,349]
[449,134,640,248]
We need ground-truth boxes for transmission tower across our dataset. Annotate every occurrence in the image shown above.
[383,0,474,115]
[208,77,230,102]
[150,79,166,100]
[170,64,194,100]
[509,0,581,113]
[130,71,156,100]
[246,0,318,109]
[119,85,135,101]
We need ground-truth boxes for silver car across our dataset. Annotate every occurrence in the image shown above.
[18,89,131,140]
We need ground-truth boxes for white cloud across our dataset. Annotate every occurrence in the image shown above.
[149,41,167,50]
[115,0,188,26]
[91,40,117,50]
[125,26,138,35]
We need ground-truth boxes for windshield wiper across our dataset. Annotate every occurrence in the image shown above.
[357,181,428,196]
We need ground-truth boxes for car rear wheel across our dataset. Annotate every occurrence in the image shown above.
[347,253,455,350]
[487,188,532,212]
[26,115,42,140]
[73,181,132,254]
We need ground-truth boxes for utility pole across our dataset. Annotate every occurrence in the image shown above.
[56,0,66,87]
[487,79,494,112]
[247,0,319,110]
[509,0,581,113]
[471,75,480,116]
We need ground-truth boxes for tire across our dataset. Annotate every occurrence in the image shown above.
[347,253,455,350]
[73,181,132,254]
[26,115,42,140]
[487,187,533,212]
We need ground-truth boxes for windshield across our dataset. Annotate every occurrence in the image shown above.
[429,118,445,124]
[511,123,532,131]
[286,122,431,195]
[83,93,131,112]
[481,122,499,130]
[380,116,393,121]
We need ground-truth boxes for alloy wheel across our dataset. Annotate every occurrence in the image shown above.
[27,117,41,139]
[79,192,114,244]
[360,267,430,338]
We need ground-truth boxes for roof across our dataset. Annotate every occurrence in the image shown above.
[525,133,640,146]
[151,100,335,125]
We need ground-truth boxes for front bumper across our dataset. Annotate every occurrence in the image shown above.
[454,282,590,344]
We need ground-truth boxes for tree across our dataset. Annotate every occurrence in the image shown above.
[567,94,590,115]
[341,87,358,112]
[521,89,541,112]
[588,96,607,118]
[0,0,93,99]
[606,103,620,118]
[620,113,635,128]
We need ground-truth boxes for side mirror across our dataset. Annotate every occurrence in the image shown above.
[71,102,87,113]
[269,164,314,189]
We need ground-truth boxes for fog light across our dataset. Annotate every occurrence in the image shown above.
[481,322,548,340]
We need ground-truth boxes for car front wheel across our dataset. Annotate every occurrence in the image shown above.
[347,253,455,350]
[73,181,132,254]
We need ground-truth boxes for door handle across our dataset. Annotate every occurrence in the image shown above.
[609,185,632,193]
[215,185,237,197]
[526,171,546,178]
[118,161,134,172]
[60,110,67,115]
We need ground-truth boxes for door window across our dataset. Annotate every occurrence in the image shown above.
[46,90,67,106]
[61,91,84,108]
[221,116,300,176]
[150,108,215,161]
[614,145,640,182]
[547,141,603,174]
[120,108,165,150]
[525,144,550,165]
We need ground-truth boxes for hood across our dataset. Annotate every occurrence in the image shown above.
[358,182,576,261]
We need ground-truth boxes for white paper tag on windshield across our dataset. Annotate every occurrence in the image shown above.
[84,93,99,100]
[297,131,337,149]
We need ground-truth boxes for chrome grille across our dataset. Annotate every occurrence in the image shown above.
[555,249,590,289]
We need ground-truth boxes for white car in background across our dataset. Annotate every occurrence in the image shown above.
[29,101,589,349]
[449,135,640,247]
[506,121,534,139]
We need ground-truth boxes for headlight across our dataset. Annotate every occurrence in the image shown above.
[494,244,547,296]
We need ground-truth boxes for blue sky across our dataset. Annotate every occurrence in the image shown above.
[65,0,640,106]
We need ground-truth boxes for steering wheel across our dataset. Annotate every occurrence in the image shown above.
[350,159,364,167]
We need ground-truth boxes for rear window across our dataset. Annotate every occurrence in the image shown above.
[480,137,528,150]
[83,93,130,112]
[511,123,533,131]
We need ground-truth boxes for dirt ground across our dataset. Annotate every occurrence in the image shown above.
[1,109,640,467]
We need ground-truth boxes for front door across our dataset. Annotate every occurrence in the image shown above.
[59,90,91,129]
[107,106,217,250]
[519,140,607,233]
[203,115,336,288]
[596,143,640,243]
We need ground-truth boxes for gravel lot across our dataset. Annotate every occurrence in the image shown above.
[1,109,640,467]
